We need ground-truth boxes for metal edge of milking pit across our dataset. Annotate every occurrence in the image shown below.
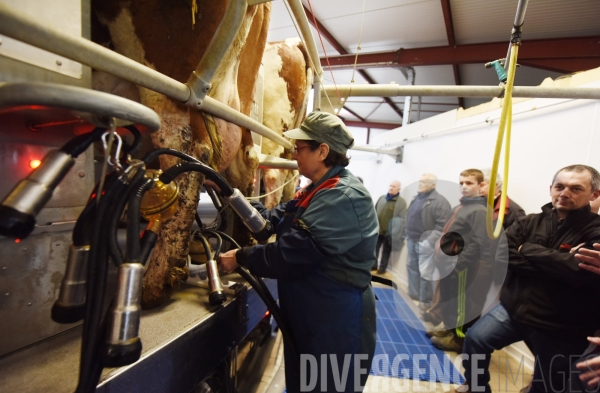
[96,278,278,393]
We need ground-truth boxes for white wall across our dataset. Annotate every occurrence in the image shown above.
[350,97,600,215]
[347,85,600,294]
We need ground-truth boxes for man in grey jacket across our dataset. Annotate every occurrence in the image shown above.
[406,173,451,311]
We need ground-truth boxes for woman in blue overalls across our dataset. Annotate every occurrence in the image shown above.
[218,112,378,393]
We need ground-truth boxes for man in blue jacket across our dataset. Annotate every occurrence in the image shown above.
[218,111,379,393]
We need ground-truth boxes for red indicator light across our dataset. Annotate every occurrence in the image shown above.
[264,310,270,318]
[29,159,42,169]
[15,239,21,243]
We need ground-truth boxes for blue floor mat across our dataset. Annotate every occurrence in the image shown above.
[371,287,464,384]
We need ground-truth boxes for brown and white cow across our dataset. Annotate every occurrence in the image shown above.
[261,38,312,208]
[93,0,271,307]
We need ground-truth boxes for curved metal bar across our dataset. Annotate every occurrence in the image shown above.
[200,97,293,150]
[0,3,190,103]
[0,3,292,149]
[0,82,161,132]
[186,0,247,106]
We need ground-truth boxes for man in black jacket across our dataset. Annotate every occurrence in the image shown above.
[480,168,526,230]
[428,169,492,352]
[460,164,600,393]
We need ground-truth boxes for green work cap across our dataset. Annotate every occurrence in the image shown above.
[284,111,354,155]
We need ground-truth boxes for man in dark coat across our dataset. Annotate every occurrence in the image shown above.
[480,168,525,230]
[374,180,407,274]
[428,169,493,352]
[406,173,451,311]
[460,164,600,393]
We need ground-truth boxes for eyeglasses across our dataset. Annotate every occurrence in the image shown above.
[293,145,312,154]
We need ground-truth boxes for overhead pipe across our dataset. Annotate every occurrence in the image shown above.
[185,0,247,107]
[321,84,600,100]
[286,0,324,78]
[258,154,298,170]
[351,146,403,162]
[0,2,292,151]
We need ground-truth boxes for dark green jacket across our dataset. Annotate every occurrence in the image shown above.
[375,194,407,238]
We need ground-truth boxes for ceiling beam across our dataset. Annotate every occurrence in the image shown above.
[341,120,401,130]
[519,58,600,74]
[302,5,404,120]
[341,105,365,121]
[440,0,463,108]
[321,36,600,73]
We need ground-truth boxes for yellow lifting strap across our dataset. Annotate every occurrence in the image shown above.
[487,43,519,239]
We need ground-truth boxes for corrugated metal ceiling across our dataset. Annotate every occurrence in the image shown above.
[267,0,600,126]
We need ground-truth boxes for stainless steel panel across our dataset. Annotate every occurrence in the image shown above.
[0,280,277,392]
[0,0,83,79]
[0,231,79,356]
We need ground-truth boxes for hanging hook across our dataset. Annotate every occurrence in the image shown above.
[101,130,123,171]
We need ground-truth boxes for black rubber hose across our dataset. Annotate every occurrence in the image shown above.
[202,230,223,260]
[195,212,204,229]
[212,230,240,250]
[159,162,233,197]
[194,232,213,262]
[106,171,146,266]
[126,178,154,263]
[76,176,124,393]
[211,230,299,374]
[205,186,228,232]
[235,266,299,374]
[122,125,142,154]
[142,148,201,165]
[139,230,159,266]
[72,175,110,246]
[61,127,106,157]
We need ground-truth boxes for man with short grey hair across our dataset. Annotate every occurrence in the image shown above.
[405,173,450,310]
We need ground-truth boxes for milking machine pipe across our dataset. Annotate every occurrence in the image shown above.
[194,232,227,306]
[77,172,129,393]
[0,127,106,239]
[155,161,297,368]
[106,169,147,267]
[104,176,155,368]
[142,147,201,165]
[53,127,143,324]
[158,162,273,242]
[52,176,111,324]
[204,185,228,232]
[212,230,300,374]
[48,143,281,389]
